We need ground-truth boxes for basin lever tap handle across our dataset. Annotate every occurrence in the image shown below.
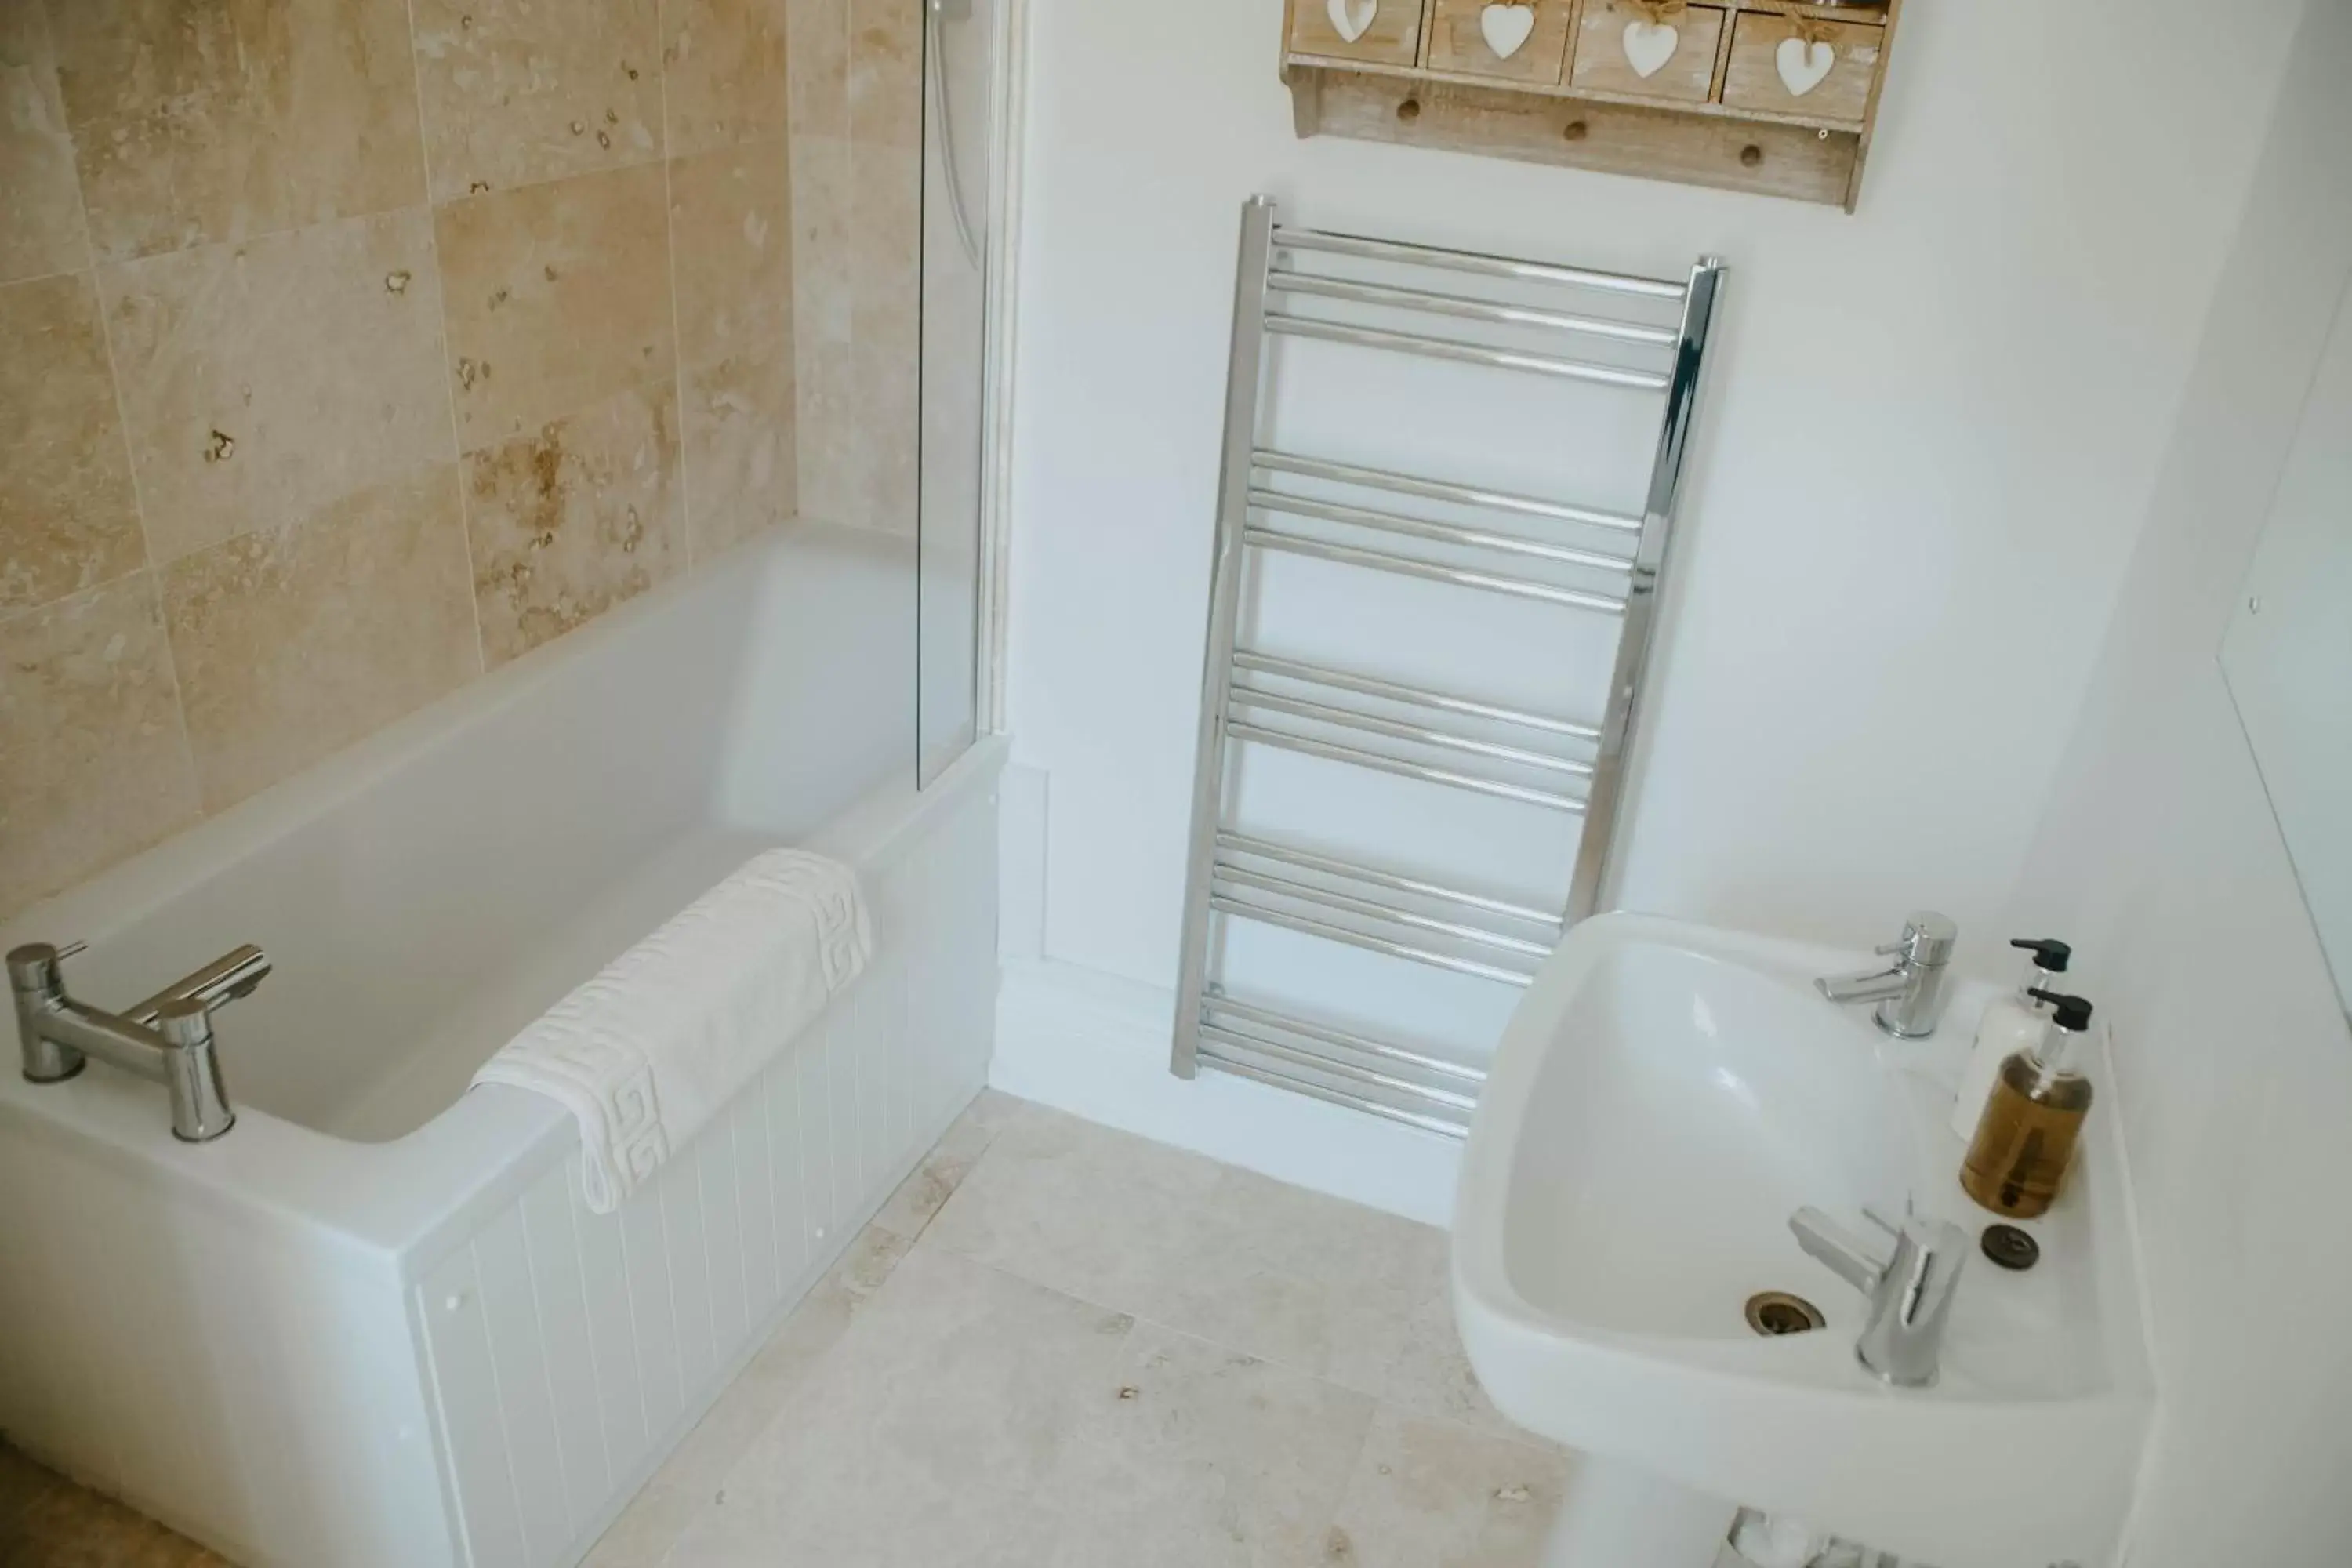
[1789,1207,1888,1294]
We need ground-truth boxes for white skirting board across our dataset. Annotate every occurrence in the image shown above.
[989,956,1463,1229]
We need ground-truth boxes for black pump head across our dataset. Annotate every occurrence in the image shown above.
[2009,938,2073,973]
[2025,988,2094,1031]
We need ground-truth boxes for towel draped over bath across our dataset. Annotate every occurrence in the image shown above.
[473,848,873,1214]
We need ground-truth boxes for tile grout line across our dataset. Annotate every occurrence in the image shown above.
[655,0,696,575]
[399,0,492,681]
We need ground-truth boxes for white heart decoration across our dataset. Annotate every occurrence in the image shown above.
[1620,19,1679,78]
[1328,0,1377,43]
[1480,2,1537,60]
[1775,35,1835,96]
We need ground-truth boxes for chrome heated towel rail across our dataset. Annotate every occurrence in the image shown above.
[1170,195,1726,1136]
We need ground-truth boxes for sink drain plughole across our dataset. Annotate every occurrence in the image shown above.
[1744,1290,1826,1337]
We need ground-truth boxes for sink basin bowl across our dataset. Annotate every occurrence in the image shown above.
[1453,914,2154,1568]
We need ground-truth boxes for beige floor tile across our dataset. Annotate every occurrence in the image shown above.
[918,1103,1227,1312]
[1381,1290,1535,1443]
[870,1088,1021,1240]
[0,573,200,923]
[1323,1406,1571,1568]
[0,272,143,617]
[1153,1166,1454,1396]
[1052,1320,1379,1568]
[0,3,88,285]
[670,1246,1134,1565]
[49,0,426,262]
[99,208,454,564]
[0,1441,226,1568]
[410,0,665,204]
[463,378,686,667]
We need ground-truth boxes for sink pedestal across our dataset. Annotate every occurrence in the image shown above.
[1544,1456,1738,1568]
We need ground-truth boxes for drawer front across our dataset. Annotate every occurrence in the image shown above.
[1720,10,1882,123]
[1289,0,1430,66]
[1569,0,1726,103]
[1428,0,1573,85]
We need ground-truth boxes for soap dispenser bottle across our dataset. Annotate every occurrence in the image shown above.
[1947,938,2073,1138]
[1960,989,2096,1219]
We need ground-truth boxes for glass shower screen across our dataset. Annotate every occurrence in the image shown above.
[916,0,994,786]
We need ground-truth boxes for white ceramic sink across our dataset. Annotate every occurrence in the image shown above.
[1454,914,2154,1568]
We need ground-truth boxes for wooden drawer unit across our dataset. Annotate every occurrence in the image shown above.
[1428,0,1574,86]
[1720,7,1885,124]
[1568,0,1727,104]
[1287,0,1432,67]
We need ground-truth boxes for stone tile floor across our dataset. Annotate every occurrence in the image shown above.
[0,1441,227,1568]
[590,1091,1573,1567]
[0,1092,1576,1567]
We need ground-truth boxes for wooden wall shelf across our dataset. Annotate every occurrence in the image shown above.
[1283,0,1904,211]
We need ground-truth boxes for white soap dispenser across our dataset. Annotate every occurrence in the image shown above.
[1948,938,2073,1139]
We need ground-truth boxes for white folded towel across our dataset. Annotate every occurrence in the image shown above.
[474,848,873,1214]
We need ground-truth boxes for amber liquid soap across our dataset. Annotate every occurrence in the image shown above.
[1959,987,2096,1221]
[1960,1052,2092,1218]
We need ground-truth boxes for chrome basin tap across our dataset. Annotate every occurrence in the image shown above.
[1790,1205,1969,1388]
[9,941,271,1142]
[1816,910,1958,1039]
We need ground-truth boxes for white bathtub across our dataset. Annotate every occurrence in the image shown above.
[0,525,1004,1568]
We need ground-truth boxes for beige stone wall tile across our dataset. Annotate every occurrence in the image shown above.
[789,133,854,350]
[49,0,426,263]
[410,0,664,205]
[0,574,199,920]
[851,339,917,535]
[0,274,145,616]
[786,0,849,142]
[100,208,455,564]
[161,466,479,811]
[664,0,793,158]
[794,337,855,525]
[465,378,684,666]
[670,138,794,366]
[0,2,89,284]
[684,343,797,561]
[848,0,920,153]
[437,163,676,450]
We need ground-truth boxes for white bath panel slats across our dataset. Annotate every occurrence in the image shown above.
[617,1174,686,1443]
[420,1246,532,1568]
[730,1087,785,1323]
[408,763,1000,1568]
[519,1170,618,1519]
[567,1156,654,1477]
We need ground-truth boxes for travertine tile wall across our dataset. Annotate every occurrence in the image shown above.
[0,0,920,922]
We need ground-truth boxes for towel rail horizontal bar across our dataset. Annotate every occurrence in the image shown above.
[1214,832,1563,931]
[1266,313,1672,390]
[1203,991,1490,1083]
[1212,863,1555,962]
[1247,488,1635,575]
[1265,267,1682,348]
[1231,650,1601,742]
[1194,1046,1471,1138]
[1227,686,1595,779]
[1200,1023,1482,1113]
[1225,720,1590,813]
[1246,528,1630,615]
[1253,450,1644,535]
[1275,226,1688,302]
[1207,893,1538,987]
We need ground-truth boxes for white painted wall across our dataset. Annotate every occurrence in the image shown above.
[1000,0,2302,993]
[2001,4,2352,1559]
